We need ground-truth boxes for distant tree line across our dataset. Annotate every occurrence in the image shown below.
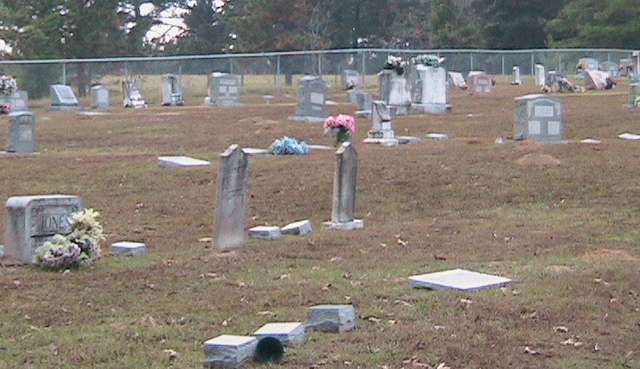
[0,0,638,96]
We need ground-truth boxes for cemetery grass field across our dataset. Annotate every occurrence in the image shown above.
[1,81,640,369]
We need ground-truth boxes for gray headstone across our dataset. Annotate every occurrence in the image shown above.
[515,94,565,143]
[50,84,81,111]
[469,74,494,95]
[0,91,29,112]
[290,76,329,123]
[409,269,512,292]
[364,101,398,146]
[91,85,110,110]
[411,65,451,113]
[323,143,363,230]
[162,74,184,106]
[7,111,36,154]
[307,305,357,333]
[208,73,241,106]
[620,58,634,77]
[448,72,467,89]
[111,241,147,256]
[203,335,257,369]
[4,195,84,264]
[378,69,411,115]
[214,145,251,250]
[254,322,306,346]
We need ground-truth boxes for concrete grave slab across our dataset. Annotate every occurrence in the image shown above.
[308,305,357,333]
[409,269,512,292]
[580,138,601,144]
[248,226,282,240]
[158,156,211,168]
[242,148,270,156]
[203,335,257,369]
[111,242,147,256]
[619,133,640,140]
[254,322,306,346]
[281,220,313,235]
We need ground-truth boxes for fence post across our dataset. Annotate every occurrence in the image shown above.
[318,54,323,79]
[360,51,366,88]
[530,53,535,76]
[558,54,562,73]
[501,55,505,75]
[470,53,473,71]
[62,63,67,85]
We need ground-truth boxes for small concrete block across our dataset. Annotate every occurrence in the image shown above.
[248,226,282,240]
[254,322,306,346]
[0,245,4,258]
[203,335,258,369]
[363,138,399,146]
[159,156,211,168]
[409,269,512,292]
[425,133,449,140]
[322,219,364,231]
[308,305,357,333]
[242,148,270,156]
[281,220,313,235]
[397,136,421,144]
[111,242,147,256]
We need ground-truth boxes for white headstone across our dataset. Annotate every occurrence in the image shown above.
[511,66,522,85]
[281,220,313,235]
[248,226,282,240]
[448,72,467,90]
[379,69,411,115]
[411,65,451,113]
[535,65,546,86]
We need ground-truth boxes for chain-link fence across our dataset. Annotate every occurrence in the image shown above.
[0,48,635,102]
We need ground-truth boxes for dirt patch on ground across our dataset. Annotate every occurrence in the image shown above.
[516,153,561,166]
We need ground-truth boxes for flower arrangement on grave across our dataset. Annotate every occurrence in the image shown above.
[35,209,105,270]
[383,56,408,76]
[269,136,310,155]
[412,55,446,67]
[324,114,357,146]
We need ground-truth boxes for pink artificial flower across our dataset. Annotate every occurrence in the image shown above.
[324,114,357,134]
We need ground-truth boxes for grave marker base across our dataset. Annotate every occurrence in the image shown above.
[254,322,306,346]
[307,305,357,333]
[248,226,282,240]
[281,220,313,235]
[410,103,452,114]
[322,219,364,231]
[111,242,147,256]
[50,105,82,112]
[203,335,258,369]
[363,138,399,146]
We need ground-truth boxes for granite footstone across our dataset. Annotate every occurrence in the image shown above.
[248,226,282,240]
[281,220,313,235]
[111,242,147,256]
[307,305,357,333]
[254,323,306,346]
[203,335,258,369]
[409,269,512,292]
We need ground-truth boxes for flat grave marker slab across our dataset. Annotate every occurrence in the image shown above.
[409,269,512,292]
[111,241,147,256]
[158,156,211,168]
[281,220,313,235]
[254,322,306,346]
